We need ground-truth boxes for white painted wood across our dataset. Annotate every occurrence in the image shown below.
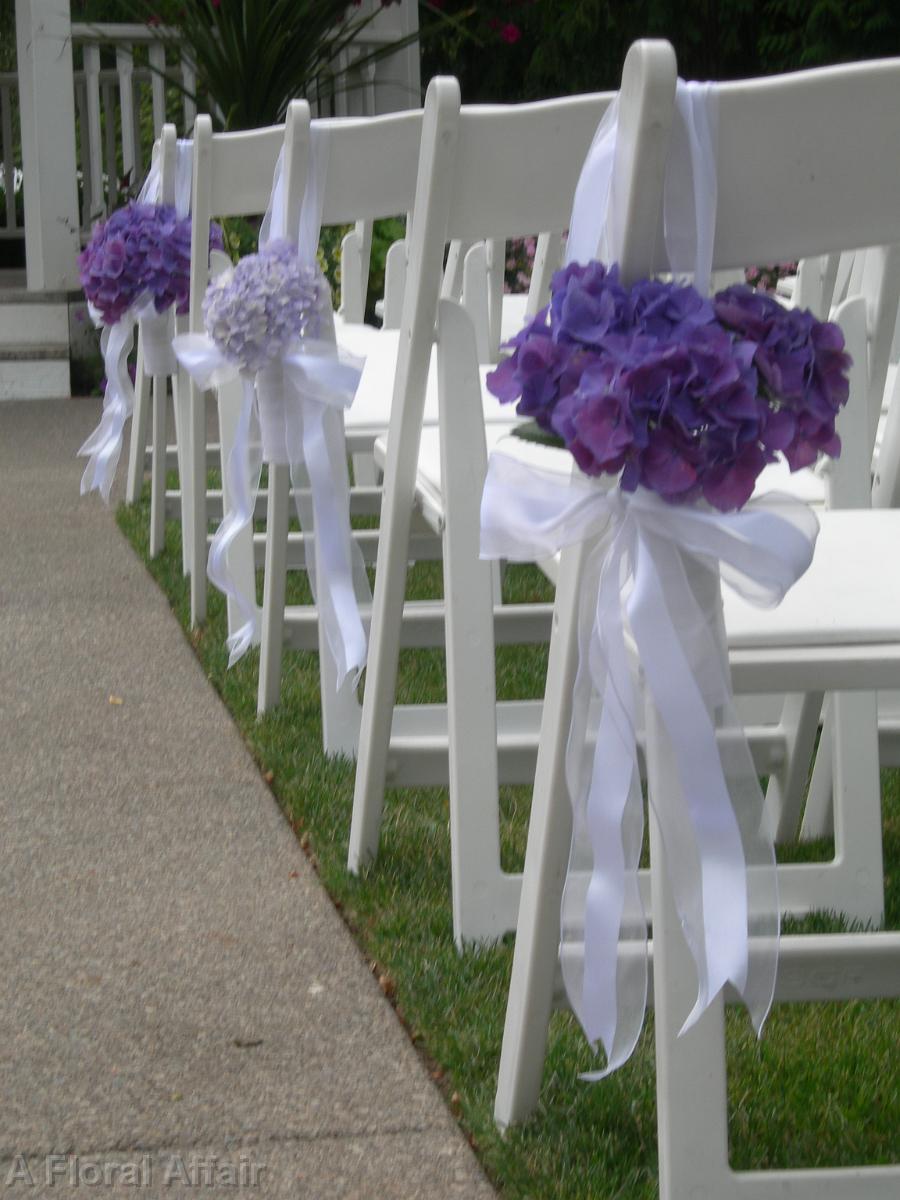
[15,0,81,290]
[258,462,291,715]
[0,301,67,346]
[0,358,69,400]
[115,45,136,191]
[82,42,104,222]
[148,42,166,135]
[148,372,166,558]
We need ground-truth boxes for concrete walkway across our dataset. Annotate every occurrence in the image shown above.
[0,398,496,1198]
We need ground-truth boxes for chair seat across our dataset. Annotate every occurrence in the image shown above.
[724,508,900,649]
[350,338,516,435]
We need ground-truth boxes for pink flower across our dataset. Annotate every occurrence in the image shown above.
[500,22,522,44]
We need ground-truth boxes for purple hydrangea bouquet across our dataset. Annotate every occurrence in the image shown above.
[79,202,214,324]
[487,262,851,511]
[77,203,223,501]
[480,262,851,1078]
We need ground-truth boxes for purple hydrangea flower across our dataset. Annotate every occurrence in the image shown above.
[202,240,330,375]
[715,284,851,472]
[487,265,852,512]
[79,202,223,326]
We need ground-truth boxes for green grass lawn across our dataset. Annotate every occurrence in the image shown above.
[118,492,899,1199]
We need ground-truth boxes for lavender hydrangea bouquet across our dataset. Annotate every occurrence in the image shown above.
[480,264,853,1079]
[174,238,367,680]
[487,262,851,510]
[202,238,330,377]
[77,203,223,500]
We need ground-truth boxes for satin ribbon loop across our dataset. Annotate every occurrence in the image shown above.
[172,325,368,686]
[480,450,818,1076]
[565,78,719,292]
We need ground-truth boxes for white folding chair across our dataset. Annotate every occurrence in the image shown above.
[494,52,900,1200]
[256,105,429,753]
[345,77,637,941]
[256,104,561,750]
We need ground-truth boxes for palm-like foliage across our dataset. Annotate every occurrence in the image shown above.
[143,0,428,130]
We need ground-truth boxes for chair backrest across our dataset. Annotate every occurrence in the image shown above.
[305,107,424,325]
[158,124,177,208]
[708,59,900,271]
[312,108,423,227]
[187,105,310,334]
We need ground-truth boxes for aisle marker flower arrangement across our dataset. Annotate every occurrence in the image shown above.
[174,237,368,680]
[78,202,223,501]
[480,261,852,1077]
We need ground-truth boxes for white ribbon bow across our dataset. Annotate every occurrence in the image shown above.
[481,451,818,1074]
[173,331,367,679]
[79,140,193,501]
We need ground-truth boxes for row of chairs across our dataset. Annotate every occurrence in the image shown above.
[122,41,900,1199]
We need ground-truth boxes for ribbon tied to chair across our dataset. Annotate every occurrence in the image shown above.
[79,141,193,501]
[173,128,369,683]
[481,452,819,1073]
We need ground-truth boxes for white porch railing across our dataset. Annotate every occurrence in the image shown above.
[8,0,420,285]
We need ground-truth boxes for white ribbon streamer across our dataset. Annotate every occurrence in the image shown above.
[172,329,367,678]
[481,452,818,1075]
[78,314,136,501]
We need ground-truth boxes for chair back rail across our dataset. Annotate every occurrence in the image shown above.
[709,59,900,269]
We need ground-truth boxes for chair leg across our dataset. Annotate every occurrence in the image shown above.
[437,298,512,945]
[801,696,835,840]
[319,641,363,759]
[648,693,899,1199]
[764,691,824,842]
[352,452,378,486]
[830,690,884,924]
[124,341,150,505]
[148,374,167,559]
[645,699,732,1200]
[172,365,193,577]
[348,413,423,872]
[494,539,590,1128]
[189,385,207,628]
[257,462,291,716]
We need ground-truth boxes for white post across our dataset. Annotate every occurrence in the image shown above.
[15,0,81,291]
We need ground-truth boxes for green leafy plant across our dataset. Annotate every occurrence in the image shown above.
[129,0,458,131]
